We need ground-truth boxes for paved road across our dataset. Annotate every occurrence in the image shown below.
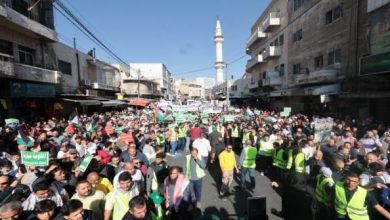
[166,152,283,220]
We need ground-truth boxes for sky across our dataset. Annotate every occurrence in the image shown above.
[54,0,271,80]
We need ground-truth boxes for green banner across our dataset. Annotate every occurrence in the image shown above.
[79,154,94,172]
[283,107,292,113]
[175,114,186,123]
[280,111,290,117]
[224,115,235,122]
[21,151,49,166]
[5,118,19,125]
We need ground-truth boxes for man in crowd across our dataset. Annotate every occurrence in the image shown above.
[71,180,105,216]
[164,166,195,220]
[104,172,138,220]
[239,140,257,191]
[183,148,206,208]
[219,144,239,197]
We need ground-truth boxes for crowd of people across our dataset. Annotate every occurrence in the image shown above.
[0,104,389,220]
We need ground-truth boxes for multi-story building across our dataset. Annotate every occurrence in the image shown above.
[115,64,160,99]
[175,79,202,99]
[196,77,216,99]
[129,63,174,100]
[0,0,59,120]
[340,0,390,121]
[52,43,123,114]
[246,0,288,105]
[246,0,387,121]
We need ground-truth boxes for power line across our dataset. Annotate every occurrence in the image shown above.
[173,54,248,76]
[62,0,123,59]
[54,0,129,67]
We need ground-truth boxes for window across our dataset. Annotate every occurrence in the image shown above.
[231,85,237,91]
[0,39,13,56]
[279,34,284,46]
[326,4,343,24]
[280,64,285,76]
[314,55,324,68]
[293,29,303,42]
[328,49,341,65]
[58,59,72,75]
[293,64,301,74]
[274,38,279,47]
[18,46,34,65]
[294,0,304,11]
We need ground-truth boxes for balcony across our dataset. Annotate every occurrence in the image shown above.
[263,46,281,60]
[246,27,267,47]
[262,12,281,32]
[92,82,120,92]
[0,59,15,77]
[248,79,258,89]
[308,69,337,84]
[294,74,308,85]
[0,60,60,84]
[246,54,265,72]
[262,71,282,87]
[0,1,57,41]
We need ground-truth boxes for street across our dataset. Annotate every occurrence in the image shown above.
[166,153,282,220]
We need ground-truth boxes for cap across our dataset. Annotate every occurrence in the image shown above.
[320,167,333,178]
[149,192,164,205]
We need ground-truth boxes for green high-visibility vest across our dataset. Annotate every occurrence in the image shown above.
[315,175,334,207]
[156,135,165,145]
[231,127,239,138]
[258,140,274,157]
[112,190,133,220]
[334,182,369,220]
[242,146,257,168]
[286,150,305,173]
[242,132,250,144]
[185,155,205,179]
[273,149,287,169]
[179,127,187,138]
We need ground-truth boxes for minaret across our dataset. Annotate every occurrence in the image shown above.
[214,18,225,84]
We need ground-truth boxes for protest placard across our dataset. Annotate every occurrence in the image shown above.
[5,118,19,125]
[79,154,94,172]
[224,115,235,122]
[314,117,334,143]
[21,151,49,166]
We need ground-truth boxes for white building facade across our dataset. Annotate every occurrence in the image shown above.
[129,63,174,100]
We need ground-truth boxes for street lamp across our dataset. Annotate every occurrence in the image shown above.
[225,64,229,111]
[137,69,140,98]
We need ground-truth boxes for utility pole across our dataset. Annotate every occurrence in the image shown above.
[137,69,140,98]
[225,63,230,111]
[74,38,81,85]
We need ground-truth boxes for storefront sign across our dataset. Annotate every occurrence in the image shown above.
[21,151,49,166]
[10,82,55,98]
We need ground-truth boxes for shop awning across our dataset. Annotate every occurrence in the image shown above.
[304,84,340,96]
[101,100,127,107]
[62,98,101,106]
[128,98,150,107]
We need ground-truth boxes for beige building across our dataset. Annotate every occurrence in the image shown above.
[0,0,59,119]
[245,0,390,121]
[0,0,124,119]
